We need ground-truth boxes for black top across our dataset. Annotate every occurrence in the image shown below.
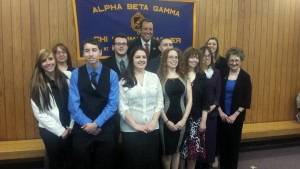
[146,54,160,73]
[219,68,252,123]
[101,54,122,76]
[127,37,160,61]
[215,56,228,72]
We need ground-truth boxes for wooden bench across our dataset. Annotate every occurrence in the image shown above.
[0,121,300,161]
[0,139,44,160]
[242,120,300,141]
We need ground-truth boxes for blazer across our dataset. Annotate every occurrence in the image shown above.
[101,54,122,76]
[220,68,252,123]
[31,71,74,137]
[127,37,160,61]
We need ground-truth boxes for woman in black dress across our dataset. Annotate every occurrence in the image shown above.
[157,48,192,169]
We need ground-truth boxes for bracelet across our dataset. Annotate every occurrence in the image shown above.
[165,120,169,124]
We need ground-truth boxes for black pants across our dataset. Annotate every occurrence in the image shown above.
[72,124,115,169]
[122,130,160,169]
[219,121,243,169]
[39,128,72,169]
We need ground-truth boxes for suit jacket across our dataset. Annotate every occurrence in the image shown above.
[101,54,122,76]
[220,68,252,123]
[127,37,160,61]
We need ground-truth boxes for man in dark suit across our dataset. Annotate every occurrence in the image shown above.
[102,34,129,77]
[146,37,173,73]
[127,18,160,61]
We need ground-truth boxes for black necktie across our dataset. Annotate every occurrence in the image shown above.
[91,71,97,90]
[120,60,126,75]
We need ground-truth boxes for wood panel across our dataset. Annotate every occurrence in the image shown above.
[0,0,300,140]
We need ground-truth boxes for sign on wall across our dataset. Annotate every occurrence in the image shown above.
[72,0,196,60]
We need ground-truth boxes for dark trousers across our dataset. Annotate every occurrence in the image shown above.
[219,121,243,169]
[122,130,160,169]
[39,128,72,169]
[72,124,115,169]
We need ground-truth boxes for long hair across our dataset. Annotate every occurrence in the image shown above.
[52,43,73,68]
[30,49,68,112]
[205,37,220,61]
[122,46,147,88]
[199,45,215,70]
[157,48,187,83]
[183,47,204,74]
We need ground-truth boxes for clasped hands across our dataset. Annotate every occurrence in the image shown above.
[81,122,102,135]
[166,120,185,132]
[219,111,238,124]
[134,120,157,133]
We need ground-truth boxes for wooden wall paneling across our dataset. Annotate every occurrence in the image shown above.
[286,0,295,120]
[2,0,16,140]
[236,0,245,48]
[195,0,200,47]
[0,0,7,141]
[218,0,226,55]
[205,0,213,42]
[30,0,41,139]
[198,0,206,47]
[268,0,280,122]
[21,0,34,139]
[276,0,286,121]
[67,0,77,67]
[11,0,26,140]
[49,0,59,48]
[253,0,262,123]
[292,0,300,118]
[223,0,233,53]
[58,0,68,44]
[230,0,238,47]
[262,0,273,122]
[241,0,251,72]
[211,0,220,38]
[39,0,50,49]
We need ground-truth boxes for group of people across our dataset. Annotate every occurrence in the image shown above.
[29,18,252,169]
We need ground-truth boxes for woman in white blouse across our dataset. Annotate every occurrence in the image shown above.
[30,49,73,169]
[119,46,164,169]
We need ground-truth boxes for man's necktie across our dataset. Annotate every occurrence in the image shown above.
[91,71,97,90]
[145,43,150,57]
[120,60,126,75]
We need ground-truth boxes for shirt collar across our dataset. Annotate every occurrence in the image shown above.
[141,38,151,47]
[86,63,102,76]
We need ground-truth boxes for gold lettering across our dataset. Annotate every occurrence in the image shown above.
[152,6,180,17]
[94,36,108,42]
[93,4,123,13]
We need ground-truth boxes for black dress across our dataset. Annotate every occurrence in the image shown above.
[160,78,186,155]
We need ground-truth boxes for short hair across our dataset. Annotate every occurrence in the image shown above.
[225,47,245,61]
[112,34,128,45]
[82,38,101,50]
[159,37,172,45]
[141,18,154,28]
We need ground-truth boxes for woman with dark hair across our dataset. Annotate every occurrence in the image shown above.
[52,43,75,71]
[157,48,192,169]
[30,49,73,169]
[206,37,227,72]
[197,46,221,169]
[179,47,209,169]
[119,46,164,169]
[218,47,252,169]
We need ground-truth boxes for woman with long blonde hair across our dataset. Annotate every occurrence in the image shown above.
[30,49,73,169]
[158,48,192,169]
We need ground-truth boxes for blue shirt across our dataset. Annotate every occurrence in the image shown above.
[68,63,119,127]
[225,80,236,116]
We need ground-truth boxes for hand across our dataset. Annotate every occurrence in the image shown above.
[90,128,102,135]
[174,120,185,130]
[133,124,147,133]
[67,128,72,135]
[81,122,98,134]
[199,120,206,132]
[166,121,177,132]
[145,120,157,133]
[219,110,228,122]
[210,105,216,112]
[226,113,238,124]
[61,130,69,139]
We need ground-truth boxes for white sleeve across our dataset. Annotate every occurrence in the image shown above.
[118,80,130,120]
[31,99,65,137]
[297,93,300,109]
[154,75,164,113]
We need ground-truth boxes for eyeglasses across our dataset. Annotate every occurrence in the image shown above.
[203,54,211,58]
[55,51,67,55]
[168,56,179,60]
[115,42,127,47]
[229,59,241,64]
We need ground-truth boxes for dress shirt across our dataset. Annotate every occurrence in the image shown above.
[115,54,128,71]
[119,71,164,132]
[141,39,152,50]
[68,63,119,127]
